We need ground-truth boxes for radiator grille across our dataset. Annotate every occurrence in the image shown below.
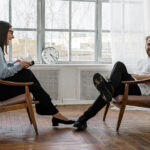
[32,70,58,100]
[80,71,110,100]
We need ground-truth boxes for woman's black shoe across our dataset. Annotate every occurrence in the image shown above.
[52,117,75,126]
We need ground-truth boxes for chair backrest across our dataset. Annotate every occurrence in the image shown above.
[0,80,39,135]
[103,78,150,132]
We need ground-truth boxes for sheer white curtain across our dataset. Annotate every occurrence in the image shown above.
[110,0,150,66]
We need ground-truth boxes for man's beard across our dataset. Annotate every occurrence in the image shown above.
[146,49,150,57]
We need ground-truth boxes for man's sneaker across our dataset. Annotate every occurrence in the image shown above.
[93,73,112,102]
[73,121,87,131]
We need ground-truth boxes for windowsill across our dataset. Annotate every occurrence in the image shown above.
[30,63,137,73]
[30,63,113,70]
[31,63,112,67]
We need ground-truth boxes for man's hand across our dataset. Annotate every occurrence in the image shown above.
[131,74,140,79]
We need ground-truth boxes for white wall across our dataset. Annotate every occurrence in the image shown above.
[31,64,113,105]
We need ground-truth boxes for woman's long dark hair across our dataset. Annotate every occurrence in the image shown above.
[0,21,12,53]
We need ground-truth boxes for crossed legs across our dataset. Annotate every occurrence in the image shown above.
[73,61,141,130]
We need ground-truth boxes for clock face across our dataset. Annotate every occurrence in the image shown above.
[42,47,59,64]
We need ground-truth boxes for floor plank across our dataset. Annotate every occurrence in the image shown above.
[0,105,150,150]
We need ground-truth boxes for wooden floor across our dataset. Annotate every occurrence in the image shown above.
[0,105,150,150]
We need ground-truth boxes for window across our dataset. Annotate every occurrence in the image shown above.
[0,0,111,64]
[11,0,37,61]
[71,1,95,61]
[102,0,111,62]
[0,0,9,60]
[0,0,37,61]
[0,0,9,21]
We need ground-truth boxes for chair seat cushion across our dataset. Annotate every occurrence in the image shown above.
[113,95,150,107]
[0,94,32,106]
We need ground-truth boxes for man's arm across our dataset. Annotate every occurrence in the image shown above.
[131,74,150,84]
[131,74,150,80]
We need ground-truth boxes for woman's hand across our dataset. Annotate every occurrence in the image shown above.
[15,59,22,63]
[20,61,31,68]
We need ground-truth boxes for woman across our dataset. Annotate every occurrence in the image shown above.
[0,21,74,126]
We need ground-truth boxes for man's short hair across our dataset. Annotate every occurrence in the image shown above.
[146,36,150,42]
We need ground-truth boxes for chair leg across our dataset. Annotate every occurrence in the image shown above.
[26,105,38,135]
[26,107,32,124]
[103,102,110,121]
[25,86,38,135]
[116,105,126,132]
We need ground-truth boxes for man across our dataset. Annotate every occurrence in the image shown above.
[73,36,150,130]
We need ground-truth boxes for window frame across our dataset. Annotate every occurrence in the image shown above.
[7,0,111,64]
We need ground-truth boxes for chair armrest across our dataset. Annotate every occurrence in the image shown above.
[121,78,150,84]
[119,78,150,108]
[0,80,33,86]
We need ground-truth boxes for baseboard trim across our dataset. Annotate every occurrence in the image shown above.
[52,99,95,105]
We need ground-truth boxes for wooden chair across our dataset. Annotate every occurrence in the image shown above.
[103,78,150,132]
[0,80,39,135]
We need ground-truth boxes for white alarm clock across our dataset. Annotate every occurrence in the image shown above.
[42,47,59,64]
